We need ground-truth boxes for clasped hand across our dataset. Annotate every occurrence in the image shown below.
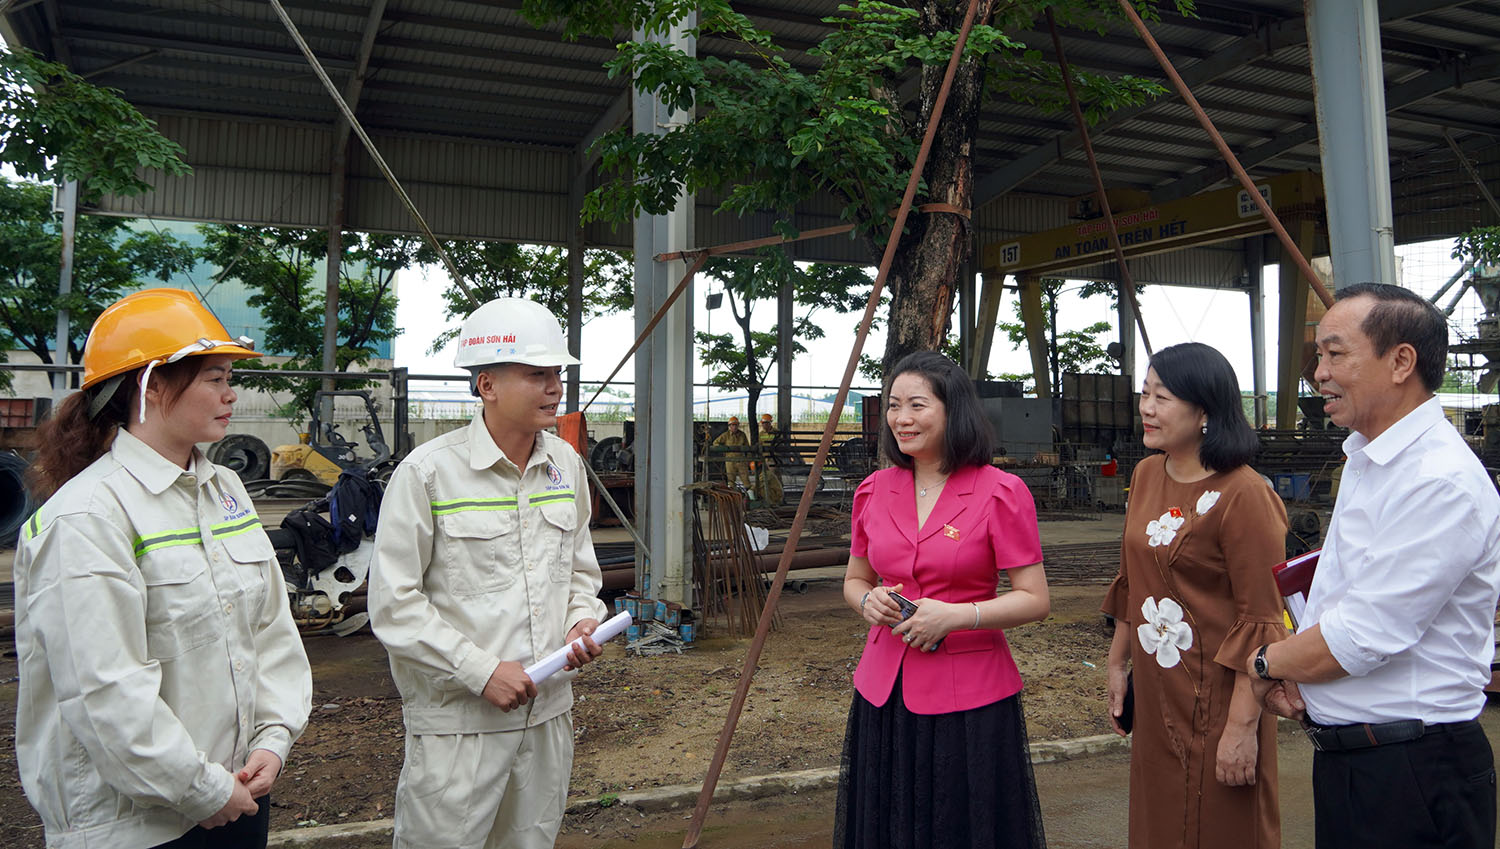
[199,749,281,829]
[863,584,959,653]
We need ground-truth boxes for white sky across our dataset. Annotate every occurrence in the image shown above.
[393,238,1479,403]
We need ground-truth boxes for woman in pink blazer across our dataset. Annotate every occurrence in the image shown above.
[835,351,1051,849]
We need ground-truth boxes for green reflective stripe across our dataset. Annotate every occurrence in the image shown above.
[211,514,262,539]
[133,527,202,558]
[431,498,518,516]
[526,490,575,506]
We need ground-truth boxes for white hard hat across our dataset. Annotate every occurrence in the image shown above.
[453,297,580,369]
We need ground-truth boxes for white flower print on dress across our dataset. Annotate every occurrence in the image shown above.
[1195,490,1221,516]
[1145,509,1186,547]
[1137,596,1194,669]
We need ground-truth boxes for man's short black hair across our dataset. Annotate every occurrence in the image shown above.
[1148,342,1259,472]
[880,351,994,473]
[1335,282,1448,392]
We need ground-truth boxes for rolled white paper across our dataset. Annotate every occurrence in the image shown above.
[524,610,633,684]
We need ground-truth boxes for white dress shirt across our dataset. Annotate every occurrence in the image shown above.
[368,412,608,734]
[14,430,312,849]
[1301,397,1500,725]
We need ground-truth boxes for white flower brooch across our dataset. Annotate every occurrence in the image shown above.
[1138,596,1194,668]
[1145,508,1185,547]
[1195,490,1221,515]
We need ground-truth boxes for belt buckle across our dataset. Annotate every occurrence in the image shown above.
[1304,723,1328,752]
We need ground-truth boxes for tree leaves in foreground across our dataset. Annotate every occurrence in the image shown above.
[0,47,190,199]
[522,0,1193,373]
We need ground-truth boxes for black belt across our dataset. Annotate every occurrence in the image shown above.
[1304,719,1478,753]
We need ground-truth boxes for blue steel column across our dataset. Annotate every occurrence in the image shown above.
[632,16,695,608]
[52,180,78,403]
[1306,0,1397,288]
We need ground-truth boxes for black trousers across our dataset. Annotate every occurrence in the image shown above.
[150,795,270,849]
[1313,722,1496,849]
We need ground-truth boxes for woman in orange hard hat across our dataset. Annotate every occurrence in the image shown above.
[14,289,312,849]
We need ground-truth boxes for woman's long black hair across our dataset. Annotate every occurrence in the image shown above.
[1148,342,1259,472]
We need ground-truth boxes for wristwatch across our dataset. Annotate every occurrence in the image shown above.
[1253,644,1275,680]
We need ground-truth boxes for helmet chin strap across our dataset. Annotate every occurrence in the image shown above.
[137,358,162,424]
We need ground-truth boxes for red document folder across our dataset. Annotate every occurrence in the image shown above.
[1272,549,1319,630]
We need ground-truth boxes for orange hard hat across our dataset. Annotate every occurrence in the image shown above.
[760,413,772,422]
[82,288,260,389]
[728,416,740,425]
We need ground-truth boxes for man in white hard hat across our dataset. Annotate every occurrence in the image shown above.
[369,296,609,849]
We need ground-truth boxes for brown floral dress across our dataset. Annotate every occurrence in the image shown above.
[1102,454,1289,849]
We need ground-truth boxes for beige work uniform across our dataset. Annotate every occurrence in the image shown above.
[369,412,608,849]
[712,428,753,490]
[13,429,312,849]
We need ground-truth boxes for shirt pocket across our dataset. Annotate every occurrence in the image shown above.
[220,529,276,615]
[138,549,223,659]
[537,500,577,583]
[438,509,519,596]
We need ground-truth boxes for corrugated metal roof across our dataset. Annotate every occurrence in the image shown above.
[4,0,1495,276]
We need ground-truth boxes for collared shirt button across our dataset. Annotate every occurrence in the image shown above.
[235,660,244,672]
[224,602,234,614]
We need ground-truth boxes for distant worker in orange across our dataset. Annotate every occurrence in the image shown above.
[711,416,753,491]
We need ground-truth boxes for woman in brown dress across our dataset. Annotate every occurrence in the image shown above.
[1103,342,1289,849]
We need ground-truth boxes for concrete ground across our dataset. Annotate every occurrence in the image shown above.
[273,705,1500,848]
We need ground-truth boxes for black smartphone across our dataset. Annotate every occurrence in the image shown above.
[887,590,919,621]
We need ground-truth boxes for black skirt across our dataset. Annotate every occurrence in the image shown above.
[834,679,1046,849]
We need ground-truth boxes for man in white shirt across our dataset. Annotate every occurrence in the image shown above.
[369,297,609,849]
[1248,283,1500,849]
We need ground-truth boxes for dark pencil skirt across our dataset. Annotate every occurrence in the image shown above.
[834,680,1046,849]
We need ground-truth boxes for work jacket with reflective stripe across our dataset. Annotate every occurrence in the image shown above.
[13,429,312,849]
[368,412,608,733]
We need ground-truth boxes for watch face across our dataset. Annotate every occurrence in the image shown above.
[1254,647,1271,679]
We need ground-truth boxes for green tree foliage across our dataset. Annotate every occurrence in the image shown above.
[0,178,200,390]
[197,225,414,419]
[0,47,190,199]
[521,0,1190,372]
[429,242,633,353]
[697,251,872,438]
[1453,226,1500,268]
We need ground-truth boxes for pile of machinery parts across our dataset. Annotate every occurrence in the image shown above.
[627,621,691,657]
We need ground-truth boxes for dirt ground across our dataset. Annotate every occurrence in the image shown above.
[0,566,1117,848]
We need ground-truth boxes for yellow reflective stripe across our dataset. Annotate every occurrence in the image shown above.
[431,498,518,516]
[526,490,575,506]
[21,510,41,541]
[133,527,202,557]
[211,514,262,540]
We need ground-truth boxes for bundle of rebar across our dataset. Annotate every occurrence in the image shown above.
[687,482,779,639]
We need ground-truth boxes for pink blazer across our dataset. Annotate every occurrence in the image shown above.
[850,464,1043,715]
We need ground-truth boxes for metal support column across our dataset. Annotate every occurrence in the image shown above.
[1276,220,1318,428]
[321,146,345,420]
[632,16,695,608]
[52,180,78,402]
[1307,0,1396,289]
[1117,272,1137,382]
[567,169,585,412]
[958,256,974,375]
[968,273,1004,380]
[777,274,793,430]
[1247,236,1268,428]
[1018,274,1051,399]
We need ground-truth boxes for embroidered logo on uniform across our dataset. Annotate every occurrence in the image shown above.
[942,524,960,541]
[546,463,563,485]
[220,491,239,513]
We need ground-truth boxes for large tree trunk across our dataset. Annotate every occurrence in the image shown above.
[879,0,992,377]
